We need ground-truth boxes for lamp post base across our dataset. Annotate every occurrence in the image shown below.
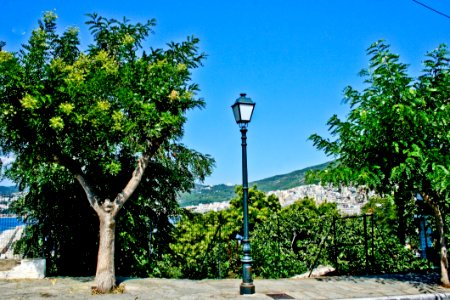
[240,283,255,295]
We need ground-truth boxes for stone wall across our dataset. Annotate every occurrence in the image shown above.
[0,258,46,279]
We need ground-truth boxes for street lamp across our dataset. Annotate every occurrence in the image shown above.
[231,93,256,295]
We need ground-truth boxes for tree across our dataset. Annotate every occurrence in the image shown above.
[9,145,206,277]
[310,40,450,286]
[0,12,213,292]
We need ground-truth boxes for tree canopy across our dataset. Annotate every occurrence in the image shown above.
[310,40,450,286]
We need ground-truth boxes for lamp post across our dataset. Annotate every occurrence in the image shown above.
[231,93,256,295]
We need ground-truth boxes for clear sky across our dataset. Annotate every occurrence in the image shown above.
[1,0,449,186]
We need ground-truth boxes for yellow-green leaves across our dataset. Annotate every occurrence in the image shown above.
[184,91,194,100]
[177,63,187,72]
[122,34,135,46]
[50,57,65,71]
[94,50,118,74]
[104,161,121,175]
[0,51,13,63]
[2,105,16,117]
[65,54,88,85]
[59,102,74,115]
[20,94,39,110]
[49,116,64,130]
[359,109,367,121]
[43,10,58,24]
[112,110,125,131]
[96,100,111,111]
[33,27,46,40]
[63,51,118,88]
[67,26,79,36]
[0,12,215,281]
[147,59,168,71]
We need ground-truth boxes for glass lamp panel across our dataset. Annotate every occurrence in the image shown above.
[239,103,254,122]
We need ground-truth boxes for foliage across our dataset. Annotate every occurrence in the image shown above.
[159,210,226,278]
[333,198,431,275]
[362,195,417,245]
[0,11,214,289]
[227,186,281,228]
[309,41,450,195]
[251,198,338,278]
[309,40,450,284]
[159,186,280,278]
[160,184,431,280]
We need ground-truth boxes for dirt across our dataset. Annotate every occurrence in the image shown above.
[0,259,20,271]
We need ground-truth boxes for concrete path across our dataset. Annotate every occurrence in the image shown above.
[0,274,449,300]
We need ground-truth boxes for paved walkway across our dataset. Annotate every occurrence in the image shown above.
[0,274,449,299]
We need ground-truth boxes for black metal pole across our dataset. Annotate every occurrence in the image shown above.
[240,127,255,295]
[333,216,339,274]
[371,214,374,271]
[363,214,369,274]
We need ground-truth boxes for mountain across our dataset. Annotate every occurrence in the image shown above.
[178,184,236,207]
[251,161,330,192]
[177,161,330,207]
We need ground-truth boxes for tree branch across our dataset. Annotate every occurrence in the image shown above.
[54,153,101,213]
[113,140,162,215]
[75,173,101,213]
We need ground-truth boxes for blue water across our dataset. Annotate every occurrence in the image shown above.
[0,217,24,233]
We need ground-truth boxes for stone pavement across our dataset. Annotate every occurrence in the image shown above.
[0,274,449,300]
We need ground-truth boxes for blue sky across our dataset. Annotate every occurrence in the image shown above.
[1,1,450,186]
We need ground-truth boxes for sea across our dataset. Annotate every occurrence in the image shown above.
[0,217,24,234]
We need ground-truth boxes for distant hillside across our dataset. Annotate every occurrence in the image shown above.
[178,184,235,207]
[252,161,330,192]
[0,185,18,195]
[178,162,330,207]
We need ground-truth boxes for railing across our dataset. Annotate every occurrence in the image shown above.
[0,215,24,259]
[176,212,433,279]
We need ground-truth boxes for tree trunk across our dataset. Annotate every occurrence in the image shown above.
[424,193,450,287]
[421,193,450,287]
[433,205,450,287]
[74,150,154,293]
[95,209,116,293]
